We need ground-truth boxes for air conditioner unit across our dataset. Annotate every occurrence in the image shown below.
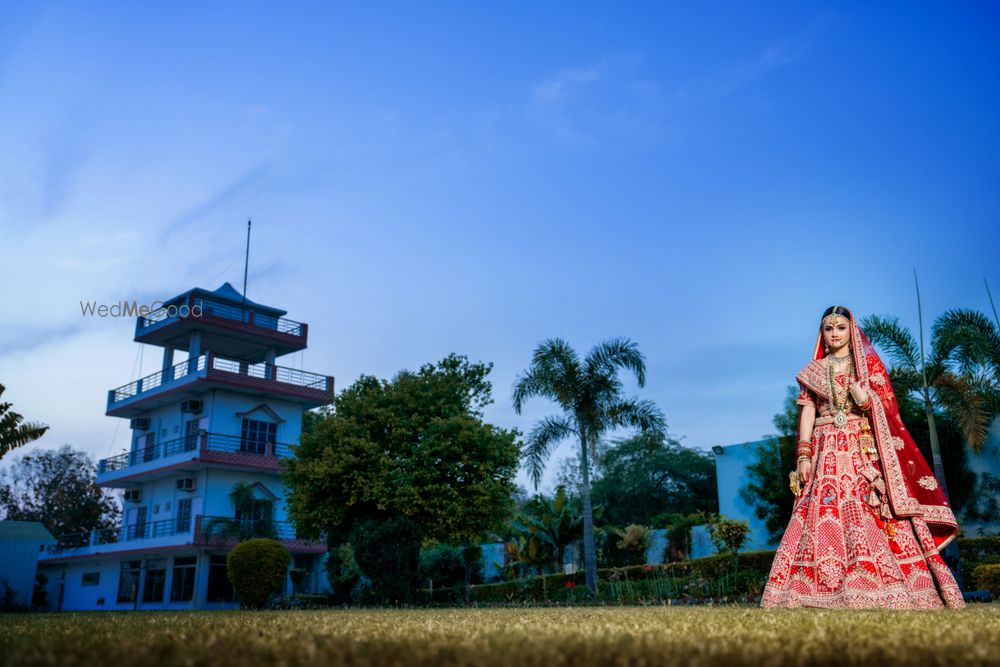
[130,418,151,430]
[124,490,143,503]
[180,400,203,414]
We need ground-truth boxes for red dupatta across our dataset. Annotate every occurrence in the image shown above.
[794,310,959,552]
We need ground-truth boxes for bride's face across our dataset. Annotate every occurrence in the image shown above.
[823,316,851,354]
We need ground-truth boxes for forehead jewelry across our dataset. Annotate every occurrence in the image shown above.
[823,309,848,328]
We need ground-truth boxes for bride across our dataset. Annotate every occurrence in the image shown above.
[761,306,965,608]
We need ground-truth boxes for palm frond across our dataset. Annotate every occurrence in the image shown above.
[512,369,549,415]
[931,308,1000,376]
[522,415,577,489]
[529,338,581,407]
[860,315,921,371]
[0,390,49,459]
[601,398,667,442]
[584,337,647,387]
[932,372,990,453]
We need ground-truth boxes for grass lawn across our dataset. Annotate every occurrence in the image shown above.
[3,606,1000,667]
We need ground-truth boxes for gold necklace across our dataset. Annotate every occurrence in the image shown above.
[827,357,853,428]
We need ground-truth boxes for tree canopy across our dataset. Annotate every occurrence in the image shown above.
[0,445,120,543]
[284,354,521,546]
[590,433,718,527]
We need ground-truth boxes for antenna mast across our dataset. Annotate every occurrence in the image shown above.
[242,219,251,305]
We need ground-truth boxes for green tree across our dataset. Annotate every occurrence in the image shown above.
[513,337,666,595]
[0,384,48,460]
[284,354,521,598]
[591,434,718,527]
[0,445,120,545]
[739,386,798,542]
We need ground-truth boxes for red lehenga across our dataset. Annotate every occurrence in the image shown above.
[761,314,965,609]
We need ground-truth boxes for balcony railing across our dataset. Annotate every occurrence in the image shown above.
[138,296,305,337]
[110,355,207,403]
[43,515,312,557]
[108,352,332,408]
[99,431,295,474]
[45,517,192,556]
[198,516,304,543]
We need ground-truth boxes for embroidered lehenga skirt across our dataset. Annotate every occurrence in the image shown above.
[761,414,956,608]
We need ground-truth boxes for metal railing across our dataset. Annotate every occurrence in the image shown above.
[45,518,191,555]
[99,431,295,474]
[108,353,331,408]
[137,297,304,336]
[208,355,330,389]
[198,516,304,542]
[110,355,207,403]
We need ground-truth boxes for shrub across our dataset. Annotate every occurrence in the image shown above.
[707,516,750,555]
[351,516,423,604]
[419,544,466,589]
[227,538,291,609]
[617,525,652,566]
[970,564,1000,596]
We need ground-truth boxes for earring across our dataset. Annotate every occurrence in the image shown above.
[824,344,829,354]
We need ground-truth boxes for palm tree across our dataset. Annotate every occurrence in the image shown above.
[0,384,49,460]
[512,338,666,595]
[862,310,997,463]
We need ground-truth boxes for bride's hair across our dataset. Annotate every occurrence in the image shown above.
[821,305,853,322]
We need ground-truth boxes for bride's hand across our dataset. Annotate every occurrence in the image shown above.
[850,381,870,406]
[798,459,812,485]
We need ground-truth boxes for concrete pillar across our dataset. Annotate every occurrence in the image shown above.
[162,346,174,371]
[188,332,202,375]
[265,348,277,380]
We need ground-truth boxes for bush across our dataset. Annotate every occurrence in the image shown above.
[420,544,466,589]
[970,564,1000,596]
[617,525,652,565]
[227,538,291,609]
[351,516,423,604]
[326,542,363,605]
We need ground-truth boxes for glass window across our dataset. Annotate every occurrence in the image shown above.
[240,418,276,455]
[117,560,141,603]
[170,556,197,603]
[142,559,167,603]
[206,555,235,603]
[82,572,100,586]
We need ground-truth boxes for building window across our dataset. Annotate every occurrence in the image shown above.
[117,560,141,603]
[82,572,100,586]
[240,418,276,455]
[170,556,197,602]
[206,555,235,603]
[142,559,167,603]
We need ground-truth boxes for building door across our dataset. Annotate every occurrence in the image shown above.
[184,420,200,451]
[176,497,192,533]
[127,506,148,540]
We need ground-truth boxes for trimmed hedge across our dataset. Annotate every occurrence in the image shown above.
[227,538,291,609]
[970,564,1000,596]
[417,550,777,605]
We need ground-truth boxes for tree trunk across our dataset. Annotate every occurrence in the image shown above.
[579,432,598,596]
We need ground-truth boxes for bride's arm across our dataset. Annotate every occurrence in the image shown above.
[797,403,816,482]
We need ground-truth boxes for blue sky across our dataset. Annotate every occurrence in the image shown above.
[1,2,998,492]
